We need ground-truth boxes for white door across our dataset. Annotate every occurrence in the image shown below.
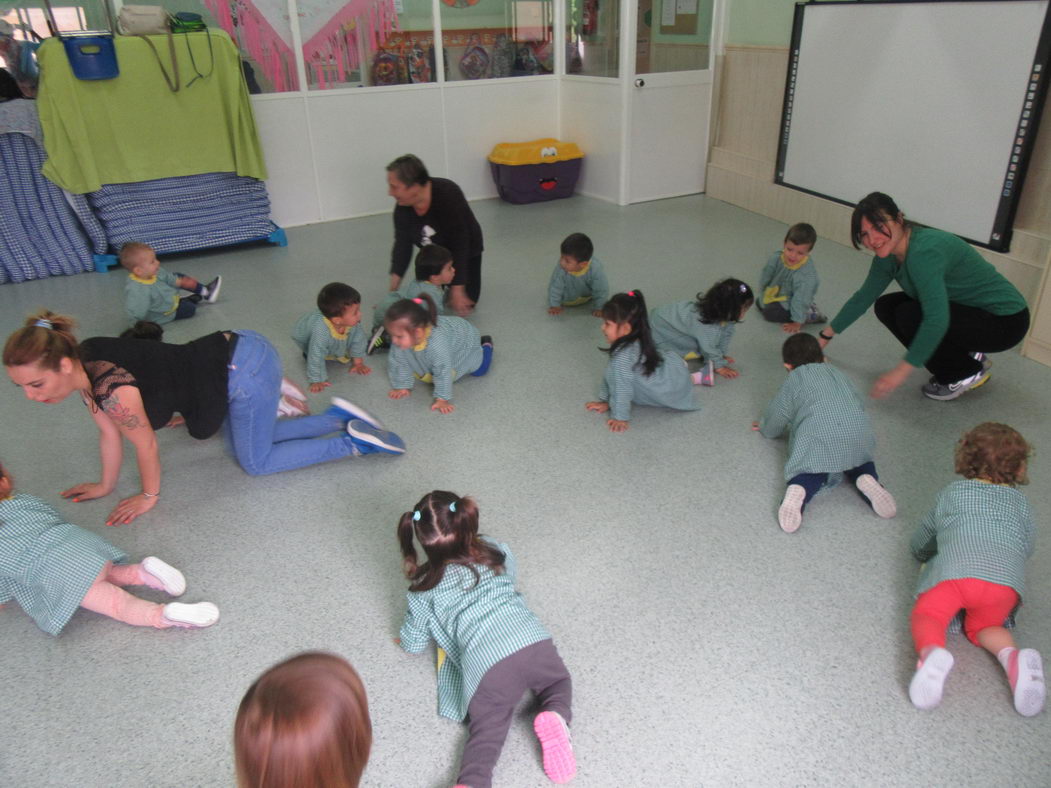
[624,0,715,203]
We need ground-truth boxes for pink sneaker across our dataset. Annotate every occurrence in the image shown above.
[534,711,576,783]
[691,360,715,387]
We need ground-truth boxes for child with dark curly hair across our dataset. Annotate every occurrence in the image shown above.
[908,423,1044,716]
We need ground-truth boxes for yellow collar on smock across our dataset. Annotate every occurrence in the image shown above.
[413,325,433,351]
[129,273,157,285]
[323,316,348,339]
[780,252,809,271]
[569,262,591,277]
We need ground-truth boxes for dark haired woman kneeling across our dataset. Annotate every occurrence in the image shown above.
[819,192,1030,401]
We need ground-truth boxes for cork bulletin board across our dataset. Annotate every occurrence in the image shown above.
[659,0,699,35]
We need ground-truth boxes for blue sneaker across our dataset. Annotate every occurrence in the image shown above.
[327,397,383,430]
[346,419,405,455]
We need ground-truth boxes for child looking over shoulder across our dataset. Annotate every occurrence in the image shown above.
[547,232,609,317]
[292,282,371,393]
[120,242,221,326]
[0,461,218,634]
[908,423,1044,716]
[587,290,697,433]
[397,491,575,788]
[756,223,826,333]
[369,245,456,354]
[385,293,493,414]
[755,333,896,533]
[650,278,754,384]
[235,651,372,788]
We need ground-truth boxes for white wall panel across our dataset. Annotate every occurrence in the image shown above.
[252,95,319,227]
[306,87,448,222]
[560,78,623,202]
[441,78,560,200]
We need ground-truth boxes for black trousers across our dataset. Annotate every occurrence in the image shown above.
[458,253,483,304]
[873,292,1030,384]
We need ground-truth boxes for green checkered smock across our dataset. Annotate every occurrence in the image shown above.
[599,341,698,422]
[911,479,1034,599]
[649,300,737,370]
[758,362,875,482]
[291,309,367,384]
[372,280,447,331]
[757,251,819,324]
[387,316,483,401]
[547,258,610,308]
[124,268,180,325]
[399,540,551,721]
[0,494,127,636]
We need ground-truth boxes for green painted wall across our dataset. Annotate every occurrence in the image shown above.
[726,0,797,47]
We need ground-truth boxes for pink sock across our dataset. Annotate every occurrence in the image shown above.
[998,646,1019,687]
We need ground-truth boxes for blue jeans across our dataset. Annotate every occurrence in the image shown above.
[226,330,357,475]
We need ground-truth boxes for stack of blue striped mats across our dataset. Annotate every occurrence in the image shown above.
[87,172,277,255]
[0,112,107,284]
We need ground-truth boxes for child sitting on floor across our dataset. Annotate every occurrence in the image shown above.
[547,232,609,317]
[755,333,896,533]
[385,293,492,415]
[907,422,1044,716]
[0,460,218,634]
[120,242,221,326]
[756,222,826,332]
[292,282,371,393]
[586,290,697,433]
[369,245,456,353]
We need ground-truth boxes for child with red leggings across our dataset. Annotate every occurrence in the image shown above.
[908,423,1044,716]
[0,461,218,635]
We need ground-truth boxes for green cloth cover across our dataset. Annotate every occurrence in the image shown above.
[36,31,267,194]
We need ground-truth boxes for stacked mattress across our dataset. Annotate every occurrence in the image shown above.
[87,172,278,255]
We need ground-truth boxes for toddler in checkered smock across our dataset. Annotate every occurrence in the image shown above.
[0,460,218,635]
[756,333,897,533]
[907,423,1044,716]
[397,490,575,788]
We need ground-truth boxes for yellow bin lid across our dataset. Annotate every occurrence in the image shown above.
[488,138,584,166]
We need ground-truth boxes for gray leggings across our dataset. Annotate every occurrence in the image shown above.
[457,639,572,788]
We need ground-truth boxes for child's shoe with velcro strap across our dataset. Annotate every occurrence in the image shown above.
[691,360,715,387]
[367,324,389,355]
[909,647,954,710]
[854,474,897,519]
[346,419,405,455]
[1011,648,1045,717]
[203,276,222,303]
[777,484,806,533]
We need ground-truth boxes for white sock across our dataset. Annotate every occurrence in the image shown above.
[997,646,1017,673]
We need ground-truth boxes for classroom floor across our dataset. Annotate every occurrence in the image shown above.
[1,194,1049,787]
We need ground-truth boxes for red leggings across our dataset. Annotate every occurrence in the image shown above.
[911,577,1019,651]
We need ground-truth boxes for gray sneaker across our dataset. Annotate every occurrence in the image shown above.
[922,367,991,401]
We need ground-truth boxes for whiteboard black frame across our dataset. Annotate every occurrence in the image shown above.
[774,0,1051,252]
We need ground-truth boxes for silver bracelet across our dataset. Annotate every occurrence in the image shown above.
[142,491,160,498]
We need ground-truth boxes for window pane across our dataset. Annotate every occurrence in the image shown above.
[566,0,618,78]
[303,0,435,89]
[637,0,711,75]
[441,0,553,82]
[182,0,298,92]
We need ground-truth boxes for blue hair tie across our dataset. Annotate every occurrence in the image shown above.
[33,319,53,329]
[449,501,457,513]
[412,510,421,522]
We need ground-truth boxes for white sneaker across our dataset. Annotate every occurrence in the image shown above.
[277,394,309,418]
[921,367,990,401]
[203,276,222,303]
[1013,648,1045,717]
[778,484,806,533]
[141,556,186,596]
[162,602,219,628]
[909,647,954,710]
[855,474,897,519]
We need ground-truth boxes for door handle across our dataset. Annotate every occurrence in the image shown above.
[634,78,645,88]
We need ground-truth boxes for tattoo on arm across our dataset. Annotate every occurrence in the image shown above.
[101,394,142,430]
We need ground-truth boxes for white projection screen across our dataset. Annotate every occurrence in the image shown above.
[775,0,1051,252]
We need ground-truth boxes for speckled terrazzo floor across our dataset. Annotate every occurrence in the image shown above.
[1,195,1049,787]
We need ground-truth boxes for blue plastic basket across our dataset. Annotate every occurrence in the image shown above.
[61,34,119,80]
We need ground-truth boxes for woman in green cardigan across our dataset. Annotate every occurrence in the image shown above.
[818,193,1030,401]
